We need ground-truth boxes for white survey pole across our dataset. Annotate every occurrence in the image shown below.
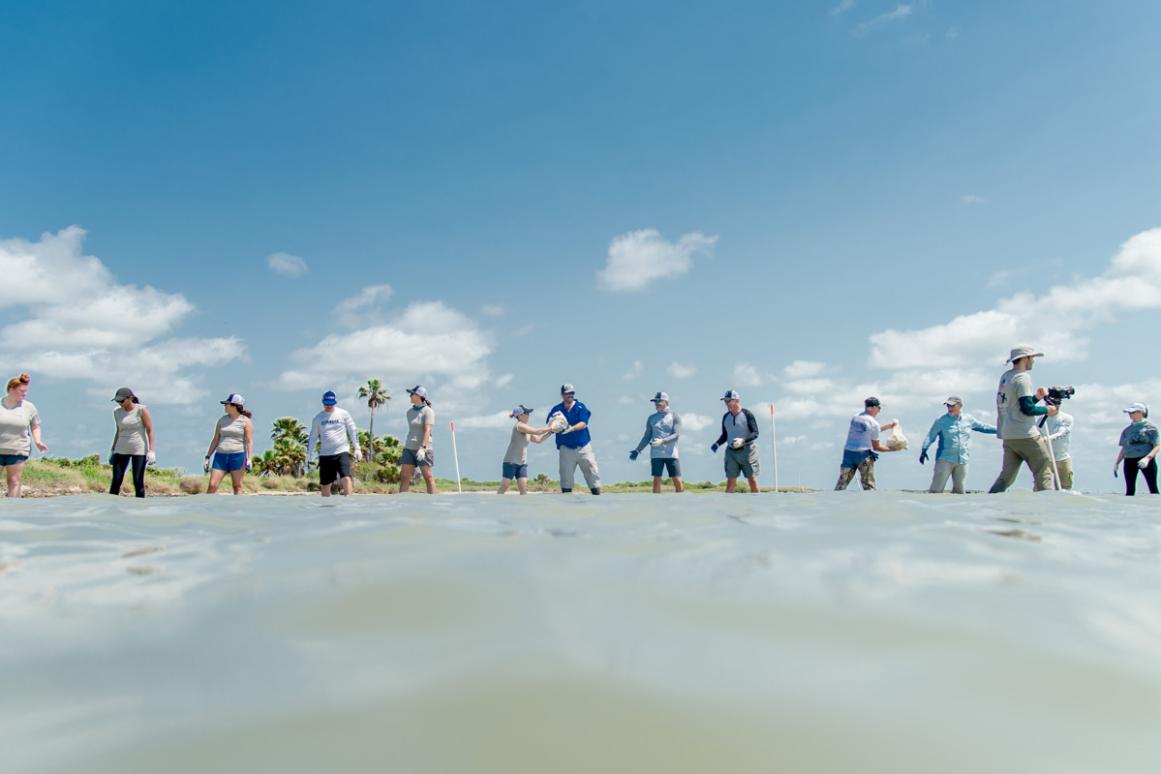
[450,419,463,494]
[770,402,780,494]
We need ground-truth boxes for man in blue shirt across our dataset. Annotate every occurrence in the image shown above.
[547,383,601,495]
[919,396,997,493]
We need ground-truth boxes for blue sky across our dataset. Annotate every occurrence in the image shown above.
[2,1,1160,491]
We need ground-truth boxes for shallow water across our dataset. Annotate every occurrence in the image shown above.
[3,491,1161,774]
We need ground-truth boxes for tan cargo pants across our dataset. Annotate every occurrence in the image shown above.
[989,437,1055,493]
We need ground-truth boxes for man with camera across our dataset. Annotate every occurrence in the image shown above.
[988,345,1059,493]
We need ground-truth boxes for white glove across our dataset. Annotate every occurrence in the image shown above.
[146,451,156,466]
[416,447,428,463]
[558,424,574,435]
[730,438,744,449]
[1139,457,1151,469]
[203,456,211,473]
[650,438,665,447]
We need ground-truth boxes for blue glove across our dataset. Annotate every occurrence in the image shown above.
[711,443,719,453]
[919,449,928,465]
[629,450,639,461]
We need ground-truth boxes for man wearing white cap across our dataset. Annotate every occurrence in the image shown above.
[630,391,684,493]
[1044,408,1075,490]
[497,405,553,495]
[919,396,997,494]
[988,345,1058,493]
[712,390,760,493]
[1115,403,1160,496]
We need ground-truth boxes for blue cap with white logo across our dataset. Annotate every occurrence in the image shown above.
[322,390,337,406]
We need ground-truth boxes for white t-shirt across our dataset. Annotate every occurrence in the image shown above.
[843,412,881,452]
[309,408,359,457]
[0,399,39,456]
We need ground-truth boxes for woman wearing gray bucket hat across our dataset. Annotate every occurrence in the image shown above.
[109,387,155,498]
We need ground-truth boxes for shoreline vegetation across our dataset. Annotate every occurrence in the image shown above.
[9,456,812,498]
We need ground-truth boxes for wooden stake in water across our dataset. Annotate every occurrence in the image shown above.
[770,402,780,494]
[450,419,463,494]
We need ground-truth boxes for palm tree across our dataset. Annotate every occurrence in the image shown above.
[251,450,278,477]
[356,379,390,461]
[271,417,308,445]
[273,437,307,477]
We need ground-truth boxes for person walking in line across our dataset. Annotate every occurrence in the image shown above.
[0,373,47,498]
[988,346,1058,493]
[307,390,361,497]
[547,384,601,495]
[109,387,155,498]
[835,397,899,491]
[1115,403,1160,496]
[630,391,684,493]
[918,396,996,493]
[498,405,552,495]
[400,386,436,494]
[204,393,254,495]
[1045,409,1075,490]
[711,390,760,493]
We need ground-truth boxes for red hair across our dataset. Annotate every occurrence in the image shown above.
[5,372,30,392]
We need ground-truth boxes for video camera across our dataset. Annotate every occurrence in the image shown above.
[1044,385,1075,407]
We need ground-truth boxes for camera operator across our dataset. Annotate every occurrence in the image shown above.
[988,345,1058,493]
[1115,403,1160,496]
[1045,408,1074,490]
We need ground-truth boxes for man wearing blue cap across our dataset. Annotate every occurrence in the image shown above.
[497,404,553,495]
[630,391,684,493]
[712,390,760,493]
[546,383,601,494]
[308,390,361,497]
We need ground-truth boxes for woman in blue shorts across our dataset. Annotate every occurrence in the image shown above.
[1,373,47,498]
[203,393,254,495]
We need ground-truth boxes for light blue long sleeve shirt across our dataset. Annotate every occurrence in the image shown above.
[921,413,997,464]
[634,409,681,459]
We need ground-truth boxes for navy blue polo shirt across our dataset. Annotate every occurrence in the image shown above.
[549,399,592,449]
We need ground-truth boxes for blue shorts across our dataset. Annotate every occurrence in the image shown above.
[502,462,528,480]
[650,458,681,478]
[841,449,878,469]
[213,451,247,472]
[0,453,29,467]
[400,448,433,468]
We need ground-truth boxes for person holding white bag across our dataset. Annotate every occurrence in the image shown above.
[835,397,900,491]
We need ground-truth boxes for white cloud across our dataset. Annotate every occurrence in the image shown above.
[623,360,644,381]
[853,3,913,35]
[266,252,308,278]
[0,227,244,404]
[334,284,394,327]
[279,300,491,391]
[733,362,765,388]
[597,229,718,292]
[481,304,506,318]
[783,360,827,379]
[457,411,513,430]
[667,361,697,379]
[681,413,715,433]
[781,435,809,446]
[494,373,514,388]
[961,194,988,206]
[870,229,1161,372]
[830,0,856,16]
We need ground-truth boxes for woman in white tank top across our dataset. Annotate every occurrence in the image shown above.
[204,393,254,495]
[109,387,155,498]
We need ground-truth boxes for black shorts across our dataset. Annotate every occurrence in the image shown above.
[650,458,681,478]
[319,452,353,485]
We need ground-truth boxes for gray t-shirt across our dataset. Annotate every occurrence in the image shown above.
[0,399,39,456]
[405,405,435,451]
[996,368,1040,440]
[215,415,250,455]
[113,405,149,456]
[1119,421,1160,458]
[503,425,529,465]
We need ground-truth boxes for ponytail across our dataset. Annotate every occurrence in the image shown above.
[6,372,30,392]
[240,408,253,419]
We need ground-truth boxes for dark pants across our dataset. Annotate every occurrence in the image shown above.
[1124,457,1158,496]
[110,454,146,498]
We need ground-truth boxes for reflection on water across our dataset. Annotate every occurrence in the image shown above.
[3,491,1161,774]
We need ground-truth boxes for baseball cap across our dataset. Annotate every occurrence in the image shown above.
[1008,345,1045,363]
[406,385,428,398]
[1124,402,1149,415]
[560,384,576,395]
[112,387,137,403]
[864,397,882,408]
[510,404,533,418]
[322,390,338,406]
[220,393,245,407]
[721,390,741,401]
[651,391,669,403]
[945,396,963,407]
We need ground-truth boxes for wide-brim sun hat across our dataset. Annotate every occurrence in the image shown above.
[1008,345,1045,363]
